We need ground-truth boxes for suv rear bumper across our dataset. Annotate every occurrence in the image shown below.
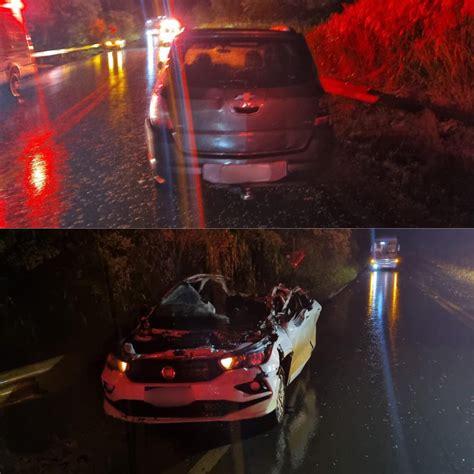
[145,119,332,186]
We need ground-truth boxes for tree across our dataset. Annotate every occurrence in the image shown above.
[36,0,105,47]
[24,0,56,49]
[240,0,289,23]
[210,0,243,21]
[107,10,140,41]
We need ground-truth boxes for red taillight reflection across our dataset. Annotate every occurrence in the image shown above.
[20,131,67,228]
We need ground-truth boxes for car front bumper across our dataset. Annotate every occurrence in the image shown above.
[101,364,279,424]
[145,119,331,186]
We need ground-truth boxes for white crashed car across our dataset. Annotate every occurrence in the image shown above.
[101,274,321,424]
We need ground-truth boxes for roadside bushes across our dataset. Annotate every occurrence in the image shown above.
[0,230,365,370]
[307,0,474,112]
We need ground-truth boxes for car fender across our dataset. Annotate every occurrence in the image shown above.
[275,325,293,357]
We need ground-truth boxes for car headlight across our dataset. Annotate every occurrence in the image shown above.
[105,41,113,47]
[106,353,128,373]
[219,343,273,371]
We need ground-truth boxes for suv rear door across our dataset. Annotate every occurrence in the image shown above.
[167,31,323,157]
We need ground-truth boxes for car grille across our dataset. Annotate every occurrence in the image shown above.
[127,358,221,383]
[107,396,270,418]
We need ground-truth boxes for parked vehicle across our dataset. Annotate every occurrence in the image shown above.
[146,27,332,192]
[145,16,183,48]
[102,38,126,50]
[370,236,400,270]
[101,274,322,424]
[0,5,35,98]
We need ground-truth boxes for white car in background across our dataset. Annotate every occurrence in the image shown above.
[102,274,321,424]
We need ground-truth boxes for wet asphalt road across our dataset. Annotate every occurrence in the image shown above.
[1,262,473,473]
[0,48,361,229]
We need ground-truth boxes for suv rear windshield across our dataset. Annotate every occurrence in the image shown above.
[175,37,316,88]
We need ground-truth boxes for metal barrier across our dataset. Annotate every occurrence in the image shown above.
[0,355,64,406]
[32,43,101,59]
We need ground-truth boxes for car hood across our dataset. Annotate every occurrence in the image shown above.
[121,326,266,358]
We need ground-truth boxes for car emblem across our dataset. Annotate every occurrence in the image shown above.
[161,366,176,380]
[234,92,256,102]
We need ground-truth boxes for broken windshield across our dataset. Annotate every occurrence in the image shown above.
[149,283,269,331]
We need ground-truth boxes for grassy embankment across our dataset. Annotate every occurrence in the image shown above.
[304,0,474,225]
[1,230,364,371]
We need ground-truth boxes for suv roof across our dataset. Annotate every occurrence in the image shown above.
[180,28,300,39]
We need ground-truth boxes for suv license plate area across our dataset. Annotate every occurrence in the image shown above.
[203,162,287,184]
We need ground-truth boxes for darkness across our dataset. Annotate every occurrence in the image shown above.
[382,229,474,262]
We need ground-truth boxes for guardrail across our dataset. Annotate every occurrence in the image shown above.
[320,77,380,104]
[32,43,100,59]
[0,355,64,406]
[320,76,473,125]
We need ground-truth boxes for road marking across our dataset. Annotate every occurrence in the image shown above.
[415,282,474,330]
[188,445,230,474]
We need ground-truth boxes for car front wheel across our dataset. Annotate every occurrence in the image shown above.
[272,370,287,424]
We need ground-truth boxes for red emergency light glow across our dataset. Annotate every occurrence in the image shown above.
[2,0,25,22]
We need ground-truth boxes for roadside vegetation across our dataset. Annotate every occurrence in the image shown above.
[181,0,345,29]
[0,230,367,372]
[25,0,141,50]
[307,0,474,114]
[303,0,474,224]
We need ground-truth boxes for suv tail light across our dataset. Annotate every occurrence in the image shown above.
[314,115,330,126]
[314,97,330,127]
[270,25,295,33]
[149,89,173,129]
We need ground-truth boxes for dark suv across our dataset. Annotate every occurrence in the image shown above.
[146,28,332,189]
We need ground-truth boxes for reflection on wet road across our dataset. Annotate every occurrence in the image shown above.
[1,48,154,228]
[1,46,351,228]
[213,268,474,474]
[368,271,411,473]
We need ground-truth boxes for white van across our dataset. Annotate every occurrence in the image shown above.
[0,7,36,97]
